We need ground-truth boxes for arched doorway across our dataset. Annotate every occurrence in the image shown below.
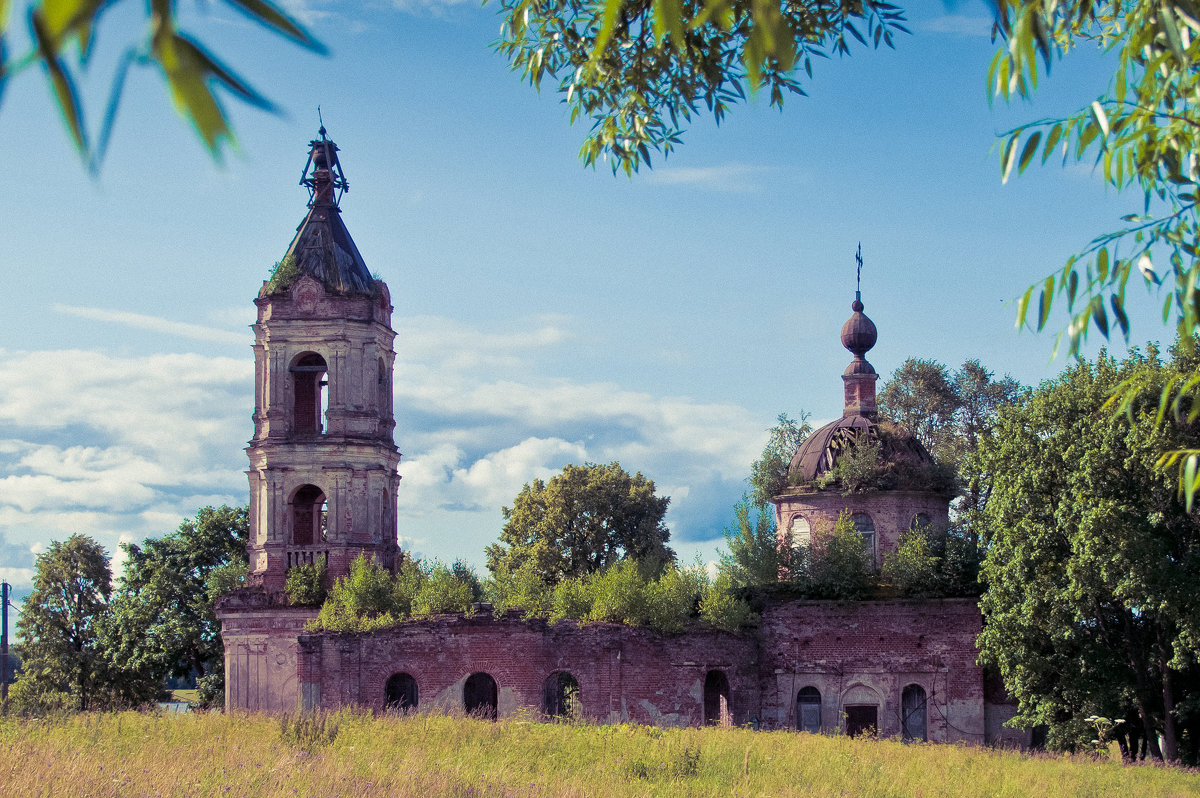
[902,684,928,741]
[464,672,497,720]
[542,671,580,720]
[703,670,731,727]
[797,686,821,733]
[384,673,418,712]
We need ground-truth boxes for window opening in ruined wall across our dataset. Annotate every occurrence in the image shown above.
[797,686,821,733]
[291,352,328,435]
[851,512,875,564]
[788,516,811,547]
[291,484,328,546]
[703,670,732,728]
[377,357,389,419]
[543,672,580,721]
[910,512,932,530]
[901,684,927,741]
[385,673,418,712]
[464,672,498,721]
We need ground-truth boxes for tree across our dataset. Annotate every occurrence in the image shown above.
[748,412,812,508]
[718,495,781,588]
[991,1,1200,502]
[879,358,1023,527]
[496,0,908,173]
[12,535,120,712]
[975,344,1200,763]
[485,462,674,583]
[100,505,248,706]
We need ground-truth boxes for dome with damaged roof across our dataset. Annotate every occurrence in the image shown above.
[785,292,946,493]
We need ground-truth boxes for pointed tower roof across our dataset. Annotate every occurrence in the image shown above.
[280,127,376,296]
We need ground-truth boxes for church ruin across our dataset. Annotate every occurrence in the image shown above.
[217,132,1026,744]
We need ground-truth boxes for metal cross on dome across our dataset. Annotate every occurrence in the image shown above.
[855,243,863,294]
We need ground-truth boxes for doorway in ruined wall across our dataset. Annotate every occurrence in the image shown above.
[385,672,418,713]
[797,686,821,733]
[703,670,731,727]
[845,705,878,738]
[901,684,928,741]
[543,672,580,721]
[464,672,497,720]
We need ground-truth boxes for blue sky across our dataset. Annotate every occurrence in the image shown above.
[0,0,1163,619]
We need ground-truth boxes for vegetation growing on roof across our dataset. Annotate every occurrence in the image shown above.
[789,423,958,496]
[265,254,299,294]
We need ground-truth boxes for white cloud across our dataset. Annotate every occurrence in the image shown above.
[54,304,245,344]
[646,163,771,192]
[0,311,766,570]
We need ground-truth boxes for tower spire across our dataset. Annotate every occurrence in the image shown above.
[840,246,878,418]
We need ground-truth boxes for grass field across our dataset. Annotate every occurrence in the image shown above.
[2,710,1199,797]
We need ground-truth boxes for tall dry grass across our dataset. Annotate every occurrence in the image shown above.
[2,709,1199,797]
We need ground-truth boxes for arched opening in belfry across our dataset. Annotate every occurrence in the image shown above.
[543,671,580,720]
[703,669,731,727]
[385,672,418,713]
[291,484,328,546]
[464,672,498,720]
[291,352,328,434]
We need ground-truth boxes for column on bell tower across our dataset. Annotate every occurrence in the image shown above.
[244,129,401,593]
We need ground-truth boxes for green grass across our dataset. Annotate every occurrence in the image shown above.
[2,710,1198,797]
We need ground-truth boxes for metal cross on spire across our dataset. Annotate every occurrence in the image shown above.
[855,243,863,294]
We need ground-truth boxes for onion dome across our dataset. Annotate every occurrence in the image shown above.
[276,127,376,296]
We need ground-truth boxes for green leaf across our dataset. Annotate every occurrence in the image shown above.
[1037,275,1054,330]
[223,0,325,53]
[1090,100,1109,138]
[31,10,86,153]
[1015,285,1034,329]
[1018,130,1042,174]
[1001,133,1020,184]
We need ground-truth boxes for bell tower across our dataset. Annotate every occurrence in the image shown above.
[245,128,400,591]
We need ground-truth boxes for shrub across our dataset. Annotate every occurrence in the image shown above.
[699,572,757,631]
[285,556,327,605]
[413,561,476,616]
[313,553,400,632]
[486,561,552,618]
[805,510,873,599]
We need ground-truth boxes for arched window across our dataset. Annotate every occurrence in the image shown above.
[703,670,731,727]
[291,352,328,434]
[377,357,388,416]
[789,516,811,547]
[464,672,497,720]
[543,671,580,720]
[911,513,932,530]
[851,512,875,561]
[385,673,418,712]
[902,684,928,742]
[291,485,327,546]
[797,686,821,733]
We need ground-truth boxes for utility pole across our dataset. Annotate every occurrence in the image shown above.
[1,581,8,712]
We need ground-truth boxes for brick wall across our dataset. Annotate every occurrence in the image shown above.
[758,598,986,742]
